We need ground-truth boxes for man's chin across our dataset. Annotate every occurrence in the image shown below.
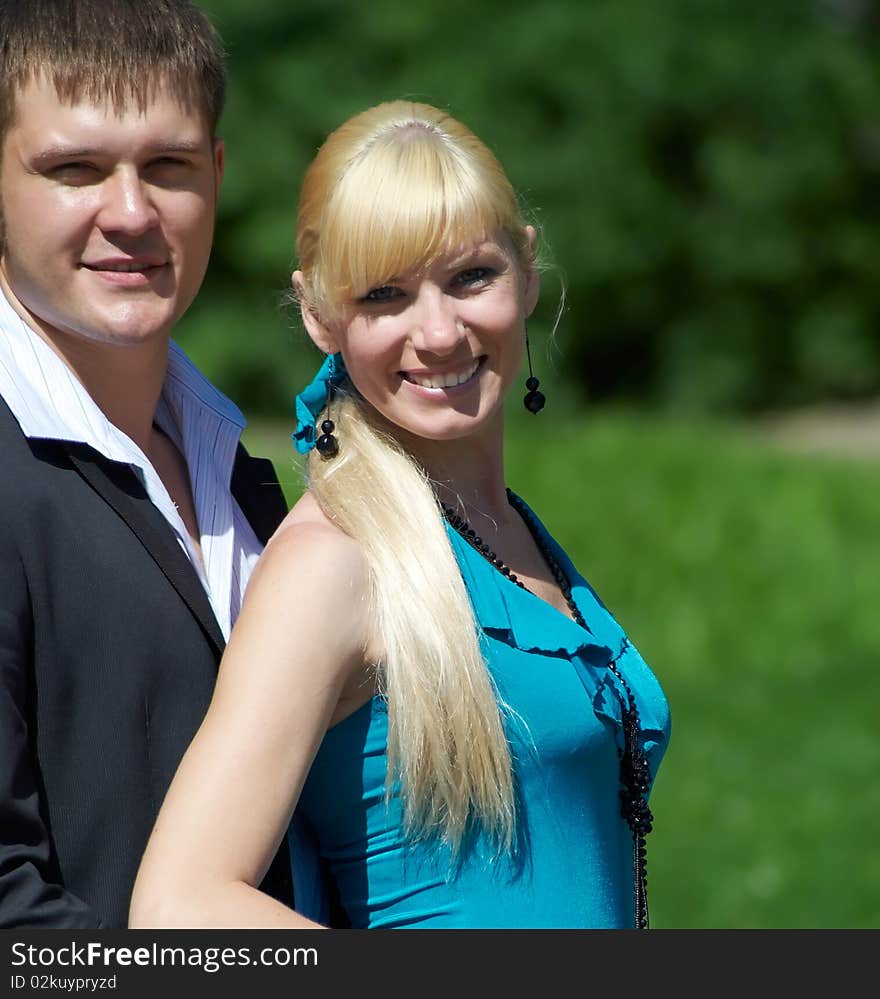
[41,316,176,352]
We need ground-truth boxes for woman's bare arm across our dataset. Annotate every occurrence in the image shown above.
[129,512,373,928]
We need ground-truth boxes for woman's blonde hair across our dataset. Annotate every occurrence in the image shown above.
[295,101,536,853]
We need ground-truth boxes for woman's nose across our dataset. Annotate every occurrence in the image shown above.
[410,289,465,355]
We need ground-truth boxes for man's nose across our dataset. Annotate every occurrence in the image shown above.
[96,167,159,236]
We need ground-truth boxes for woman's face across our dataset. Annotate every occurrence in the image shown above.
[310,229,539,447]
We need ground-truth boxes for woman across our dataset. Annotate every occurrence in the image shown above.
[129,100,671,930]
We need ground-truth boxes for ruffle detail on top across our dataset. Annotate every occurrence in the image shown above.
[444,501,669,768]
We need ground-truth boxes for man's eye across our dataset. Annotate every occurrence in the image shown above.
[362,285,401,303]
[145,158,192,182]
[50,163,99,183]
[150,157,189,168]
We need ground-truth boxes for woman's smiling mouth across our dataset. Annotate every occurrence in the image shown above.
[401,357,484,390]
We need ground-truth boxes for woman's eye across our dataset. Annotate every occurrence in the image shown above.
[455,267,493,287]
[362,285,401,303]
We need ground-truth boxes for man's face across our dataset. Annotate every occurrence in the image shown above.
[0,74,223,352]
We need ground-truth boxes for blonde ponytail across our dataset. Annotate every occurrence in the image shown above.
[306,387,516,852]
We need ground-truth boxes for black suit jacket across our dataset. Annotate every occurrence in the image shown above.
[0,395,293,927]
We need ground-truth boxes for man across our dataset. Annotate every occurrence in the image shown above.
[0,0,292,927]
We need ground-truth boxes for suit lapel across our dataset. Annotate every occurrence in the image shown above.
[231,444,288,545]
[65,443,226,659]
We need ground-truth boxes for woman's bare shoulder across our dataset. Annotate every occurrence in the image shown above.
[273,489,336,534]
[244,491,370,626]
[225,490,374,692]
[261,492,360,568]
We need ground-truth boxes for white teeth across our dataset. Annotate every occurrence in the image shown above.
[408,359,479,389]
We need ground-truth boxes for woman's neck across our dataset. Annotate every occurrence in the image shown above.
[366,402,514,527]
[411,440,514,532]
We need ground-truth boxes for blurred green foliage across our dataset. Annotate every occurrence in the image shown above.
[187,0,880,419]
[244,408,880,929]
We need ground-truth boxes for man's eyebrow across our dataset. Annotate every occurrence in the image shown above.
[30,139,208,166]
[30,146,103,166]
[145,139,210,156]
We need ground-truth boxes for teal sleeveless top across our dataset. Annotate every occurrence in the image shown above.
[289,498,671,928]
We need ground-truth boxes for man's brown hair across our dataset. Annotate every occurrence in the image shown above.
[0,0,227,143]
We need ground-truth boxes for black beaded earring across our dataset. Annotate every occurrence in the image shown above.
[523,331,546,413]
[315,379,339,457]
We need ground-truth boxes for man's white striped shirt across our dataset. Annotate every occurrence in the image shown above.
[0,286,264,641]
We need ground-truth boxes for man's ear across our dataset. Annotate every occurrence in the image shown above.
[292,270,339,353]
[522,225,541,318]
[213,138,225,205]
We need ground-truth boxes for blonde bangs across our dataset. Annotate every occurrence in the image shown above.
[314,127,509,313]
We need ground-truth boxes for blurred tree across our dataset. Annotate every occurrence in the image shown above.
[188,0,880,418]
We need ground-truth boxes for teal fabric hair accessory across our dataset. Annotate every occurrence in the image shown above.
[292,352,348,455]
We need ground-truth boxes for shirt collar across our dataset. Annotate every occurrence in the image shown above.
[0,283,244,466]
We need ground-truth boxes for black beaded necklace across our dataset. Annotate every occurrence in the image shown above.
[441,488,654,930]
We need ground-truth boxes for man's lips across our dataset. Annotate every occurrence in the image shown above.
[81,258,166,272]
[79,259,168,285]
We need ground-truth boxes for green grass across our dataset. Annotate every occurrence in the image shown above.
[242,407,880,929]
